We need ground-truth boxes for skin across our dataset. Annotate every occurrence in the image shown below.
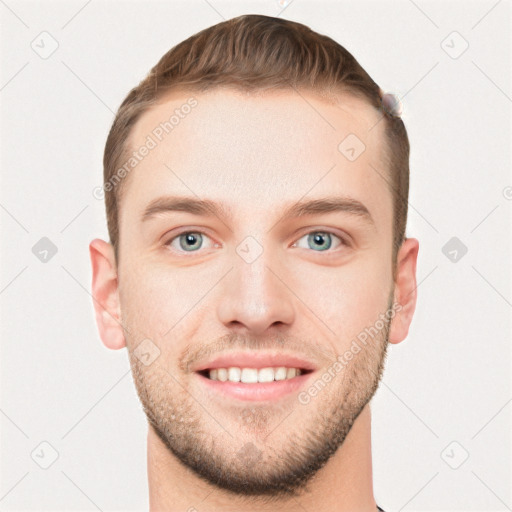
[90,87,419,512]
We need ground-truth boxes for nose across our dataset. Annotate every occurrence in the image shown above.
[216,248,296,336]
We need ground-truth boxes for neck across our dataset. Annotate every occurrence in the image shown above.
[148,404,377,512]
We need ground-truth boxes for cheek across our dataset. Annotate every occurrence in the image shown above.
[119,263,187,340]
[301,256,392,342]
[120,256,222,352]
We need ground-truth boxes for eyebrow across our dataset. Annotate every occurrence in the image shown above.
[141,195,375,227]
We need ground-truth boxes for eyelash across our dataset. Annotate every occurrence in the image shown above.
[163,229,350,256]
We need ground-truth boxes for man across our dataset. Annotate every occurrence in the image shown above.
[90,14,418,512]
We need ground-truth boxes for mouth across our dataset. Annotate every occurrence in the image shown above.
[193,355,316,402]
[197,366,314,382]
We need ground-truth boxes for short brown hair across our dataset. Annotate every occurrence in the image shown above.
[103,14,409,268]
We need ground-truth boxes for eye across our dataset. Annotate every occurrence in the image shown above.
[164,229,348,256]
[292,230,347,252]
[165,231,217,254]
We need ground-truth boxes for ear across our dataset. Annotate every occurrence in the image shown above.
[89,238,126,350]
[389,237,419,344]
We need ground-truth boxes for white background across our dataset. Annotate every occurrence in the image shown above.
[0,0,511,510]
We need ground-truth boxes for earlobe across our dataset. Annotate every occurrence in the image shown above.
[89,238,126,350]
[389,237,420,344]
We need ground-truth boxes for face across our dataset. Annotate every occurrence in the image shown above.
[91,87,418,499]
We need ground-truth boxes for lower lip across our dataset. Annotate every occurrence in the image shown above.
[195,372,314,402]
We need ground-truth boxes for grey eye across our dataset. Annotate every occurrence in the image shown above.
[179,232,203,251]
[294,231,343,252]
[167,231,215,253]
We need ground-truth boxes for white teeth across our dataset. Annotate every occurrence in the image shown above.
[228,367,241,382]
[258,367,274,383]
[286,368,297,379]
[207,366,304,383]
[241,368,258,383]
[274,367,288,381]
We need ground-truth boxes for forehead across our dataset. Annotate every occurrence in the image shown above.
[120,87,389,228]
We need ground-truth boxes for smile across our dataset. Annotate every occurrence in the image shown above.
[201,366,309,383]
[195,367,315,402]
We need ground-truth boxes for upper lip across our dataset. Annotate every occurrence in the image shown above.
[190,352,317,372]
